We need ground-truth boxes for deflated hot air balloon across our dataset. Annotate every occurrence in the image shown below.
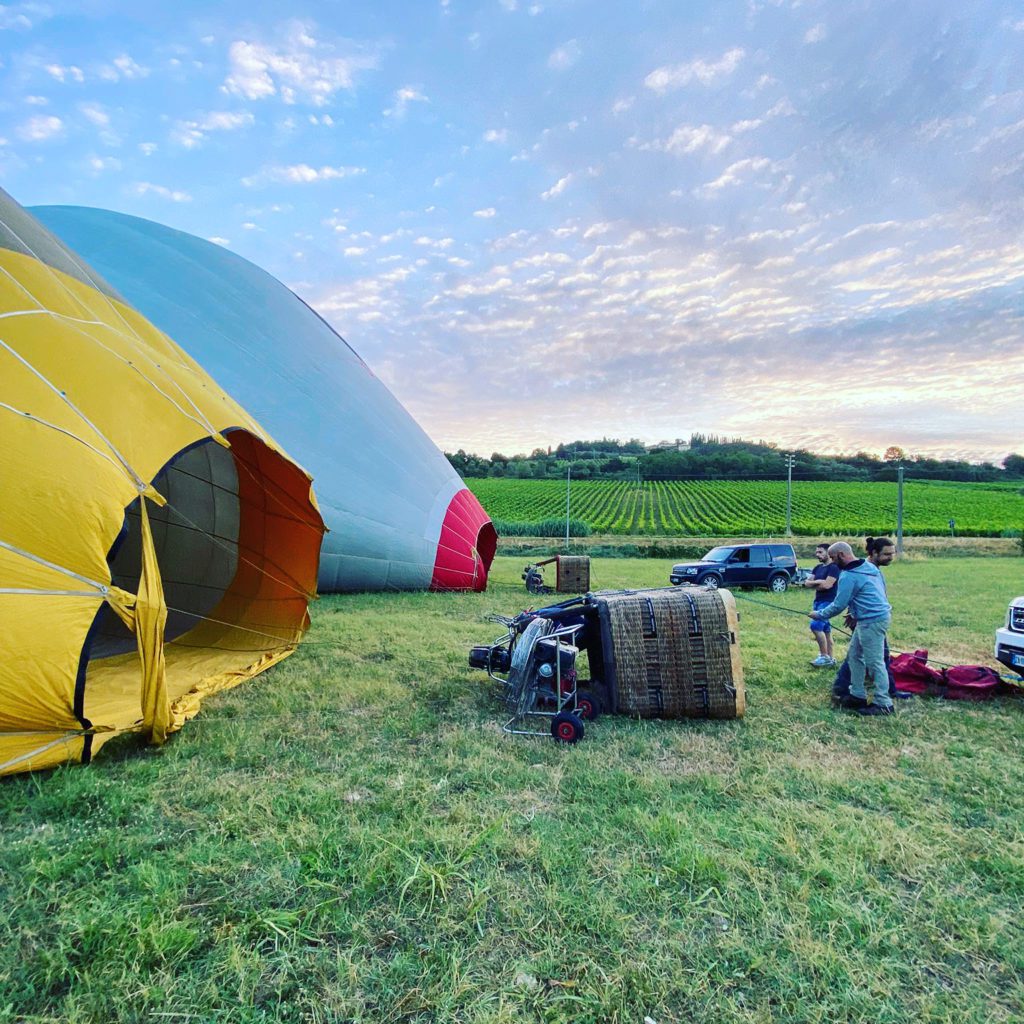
[0,189,325,775]
[32,206,498,594]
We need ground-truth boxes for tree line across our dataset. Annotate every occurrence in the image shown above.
[445,434,1024,483]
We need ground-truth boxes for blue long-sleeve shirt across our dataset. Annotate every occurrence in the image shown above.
[814,559,891,622]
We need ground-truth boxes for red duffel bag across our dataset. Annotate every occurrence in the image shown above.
[890,649,944,694]
[942,665,1002,701]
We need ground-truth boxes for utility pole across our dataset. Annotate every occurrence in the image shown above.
[896,462,904,556]
[565,462,572,551]
[783,454,796,536]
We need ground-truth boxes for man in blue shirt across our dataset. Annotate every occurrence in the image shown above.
[802,543,840,667]
[811,541,894,716]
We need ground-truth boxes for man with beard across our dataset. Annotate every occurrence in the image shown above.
[811,539,895,716]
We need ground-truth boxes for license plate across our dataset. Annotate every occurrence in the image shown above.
[1013,653,1024,668]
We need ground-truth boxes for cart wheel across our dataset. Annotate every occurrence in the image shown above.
[551,712,585,744]
[575,689,602,722]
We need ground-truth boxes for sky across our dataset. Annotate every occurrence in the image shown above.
[2,0,1023,464]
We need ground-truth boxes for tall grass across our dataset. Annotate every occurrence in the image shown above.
[2,558,1023,1023]
[493,516,592,537]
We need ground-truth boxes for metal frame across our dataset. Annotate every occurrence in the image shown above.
[481,615,584,737]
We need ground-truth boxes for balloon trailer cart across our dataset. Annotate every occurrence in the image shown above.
[469,614,602,744]
[469,586,744,744]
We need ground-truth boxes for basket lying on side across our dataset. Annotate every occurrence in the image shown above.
[591,586,744,719]
[555,555,591,593]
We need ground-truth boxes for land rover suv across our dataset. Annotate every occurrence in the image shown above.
[669,543,798,593]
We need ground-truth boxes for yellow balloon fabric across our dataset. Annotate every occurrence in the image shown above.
[0,197,325,775]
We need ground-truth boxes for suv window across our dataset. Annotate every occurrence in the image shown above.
[750,547,770,564]
[769,544,796,558]
[704,547,734,561]
[730,548,750,563]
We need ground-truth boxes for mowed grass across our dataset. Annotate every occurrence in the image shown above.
[2,558,1023,1024]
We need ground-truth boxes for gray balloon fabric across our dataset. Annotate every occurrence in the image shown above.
[33,205,495,593]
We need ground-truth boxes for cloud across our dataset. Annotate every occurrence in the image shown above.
[658,123,731,155]
[78,102,109,127]
[474,208,497,218]
[414,235,454,249]
[208,236,231,246]
[87,155,121,173]
[0,2,51,30]
[483,128,508,143]
[384,86,428,118]
[645,47,745,93]
[804,23,826,44]
[132,182,192,202]
[139,142,157,156]
[541,173,573,199]
[16,114,62,141]
[173,110,254,148]
[97,54,149,82]
[44,62,83,83]
[222,20,377,106]
[696,156,776,194]
[548,40,581,71]
[241,163,366,186]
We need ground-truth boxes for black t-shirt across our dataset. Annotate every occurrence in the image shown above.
[811,562,840,603]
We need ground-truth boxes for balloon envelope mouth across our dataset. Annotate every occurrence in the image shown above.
[430,488,497,592]
[85,428,325,666]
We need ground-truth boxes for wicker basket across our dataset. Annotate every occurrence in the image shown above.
[590,586,744,719]
[555,555,591,593]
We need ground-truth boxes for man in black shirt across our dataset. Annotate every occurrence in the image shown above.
[802,543,840,666]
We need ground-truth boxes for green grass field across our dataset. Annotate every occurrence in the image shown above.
[2,558,1023,1023]
[468,478,1024,537]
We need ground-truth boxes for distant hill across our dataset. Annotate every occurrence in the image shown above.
[446,434,1024,485]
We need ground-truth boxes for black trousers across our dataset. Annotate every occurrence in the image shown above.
[832,639,897,697]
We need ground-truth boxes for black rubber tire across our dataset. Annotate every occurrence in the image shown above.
[551,711,585,744]
[701,573,723,590]
[768,573,789,594]
[575,689,602,722]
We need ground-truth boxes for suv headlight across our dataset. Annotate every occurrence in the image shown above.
[683,567,698,575]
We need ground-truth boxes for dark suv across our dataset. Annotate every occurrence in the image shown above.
[669,543,798,593]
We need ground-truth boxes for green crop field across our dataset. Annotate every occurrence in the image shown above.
[468,478,1024,537]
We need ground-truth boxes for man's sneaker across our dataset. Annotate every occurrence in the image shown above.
[839,695,868,710]
[811,655,832,667]
[858,703,894,716]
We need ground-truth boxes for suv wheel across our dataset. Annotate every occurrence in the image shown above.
[701,572,723,590]
[768,573,788,594]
